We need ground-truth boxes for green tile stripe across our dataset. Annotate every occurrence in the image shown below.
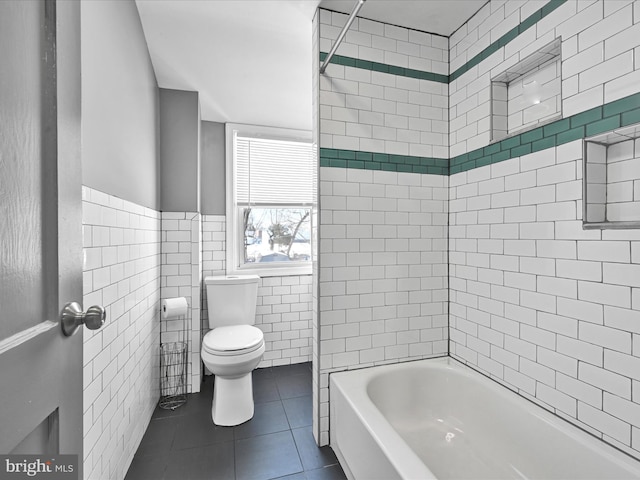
[449,0,567,82]
[319,92,640,176]
[319,148,449,175]
[319,52,448,83]
[319,0,565,84]
[449,92,640,175]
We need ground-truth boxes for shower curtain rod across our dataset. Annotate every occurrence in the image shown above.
[319,0,367,74]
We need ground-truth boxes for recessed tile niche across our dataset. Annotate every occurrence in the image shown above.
[491,38,561,142]
[584,123,640,229]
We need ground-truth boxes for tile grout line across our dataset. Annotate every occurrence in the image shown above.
[319,92,640,175]
[318,0,566,84]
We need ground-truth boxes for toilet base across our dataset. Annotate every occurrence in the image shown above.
[211,372,254,426]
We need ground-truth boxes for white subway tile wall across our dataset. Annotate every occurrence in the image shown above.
[449,137,640,458]
[82,187,161,480]
[256,276,313,366]
[160,211,202,393]
[450,5,640,458]
[317,167,449,442]
[316,10,452,445]
[319,10,449,158]
[320,11,448,75]
[201,215,226,275]
[315,0,640,458]
[200,215,313,369]
[200,215,225,375]
[449,0,640,157]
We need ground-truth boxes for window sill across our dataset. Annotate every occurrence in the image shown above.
[228,265,312,278]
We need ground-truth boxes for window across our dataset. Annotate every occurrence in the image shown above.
[226,124,314,276]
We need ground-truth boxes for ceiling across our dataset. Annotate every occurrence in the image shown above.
[319,0,486,36]
[135,0,486,131]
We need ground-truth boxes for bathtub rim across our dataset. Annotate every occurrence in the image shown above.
[329,356,640,479]
[330,358,447,480]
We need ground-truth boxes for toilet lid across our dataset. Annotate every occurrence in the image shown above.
[203,325,264,355]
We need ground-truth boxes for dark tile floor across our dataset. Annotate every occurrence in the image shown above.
[125,362,346,480]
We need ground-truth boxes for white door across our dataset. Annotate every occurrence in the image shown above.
[0,1,96,476]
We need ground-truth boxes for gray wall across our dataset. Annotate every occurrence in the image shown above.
[81,0,160,210]
[159,89,201,212]
[200,121,226,215]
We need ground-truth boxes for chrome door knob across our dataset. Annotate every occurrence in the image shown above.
[84,305,107,330]
[60,302,106,336]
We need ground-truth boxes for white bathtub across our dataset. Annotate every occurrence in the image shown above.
[330,357,640,480]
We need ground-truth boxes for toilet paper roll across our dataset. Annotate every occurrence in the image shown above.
[162,297,188,319]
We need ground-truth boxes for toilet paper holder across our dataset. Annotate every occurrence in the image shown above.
[60,302,106,336]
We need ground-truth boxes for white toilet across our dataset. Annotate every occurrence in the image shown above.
[202,274,264,426]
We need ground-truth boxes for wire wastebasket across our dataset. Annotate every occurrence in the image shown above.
[159,341,188,410]
[159,296,189,410]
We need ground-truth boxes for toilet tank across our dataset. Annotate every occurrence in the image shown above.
[204,275,260,328]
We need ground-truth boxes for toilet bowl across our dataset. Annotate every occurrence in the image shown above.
[201,324,265,425]
[202,275,263,426]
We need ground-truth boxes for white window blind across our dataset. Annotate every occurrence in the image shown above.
[234,133,314,206]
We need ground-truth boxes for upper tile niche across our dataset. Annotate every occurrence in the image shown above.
[491,38,562,142]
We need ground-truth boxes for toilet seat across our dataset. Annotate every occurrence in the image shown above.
[203,325,264,356]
